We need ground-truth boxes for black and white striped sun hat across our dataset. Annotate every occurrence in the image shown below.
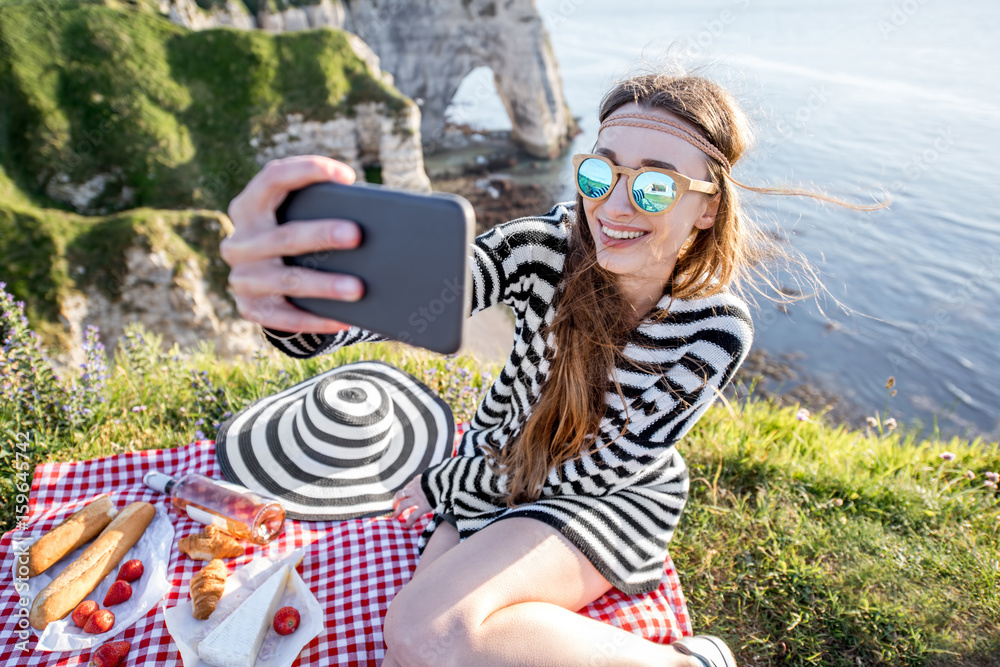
[214,360,454,521]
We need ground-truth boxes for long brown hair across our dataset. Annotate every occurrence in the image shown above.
[484,72,885,507]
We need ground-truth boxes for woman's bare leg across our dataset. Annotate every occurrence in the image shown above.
[382,518,460,666]
[410,517,459,579]
[382,518,699,667]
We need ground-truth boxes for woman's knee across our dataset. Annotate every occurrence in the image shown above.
[383,517,613,664]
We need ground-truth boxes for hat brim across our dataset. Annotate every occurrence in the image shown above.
[215,360,454,521]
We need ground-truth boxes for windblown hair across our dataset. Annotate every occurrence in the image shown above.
[484,72,884,507]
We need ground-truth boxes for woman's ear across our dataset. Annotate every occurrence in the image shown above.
[694,193,721,230]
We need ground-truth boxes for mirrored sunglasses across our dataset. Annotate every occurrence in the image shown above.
[572,154,718,215]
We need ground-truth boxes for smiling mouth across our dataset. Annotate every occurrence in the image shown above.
[601,224,649,240]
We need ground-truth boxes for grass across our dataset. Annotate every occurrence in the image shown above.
[1,290,998,665]
[671,396,1000,665]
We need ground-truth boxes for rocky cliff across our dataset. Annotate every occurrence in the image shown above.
[0,0,431,366]
[158,0,576,158]
[2,1,430,217]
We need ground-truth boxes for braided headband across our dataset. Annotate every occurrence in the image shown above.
[598,112,732,173]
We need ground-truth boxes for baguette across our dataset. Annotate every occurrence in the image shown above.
[19,495,118,578]
[29,501,155,631]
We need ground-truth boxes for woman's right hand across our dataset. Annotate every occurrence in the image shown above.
[221,155,364,335]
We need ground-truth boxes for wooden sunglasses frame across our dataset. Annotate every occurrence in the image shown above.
[572,153,718,215]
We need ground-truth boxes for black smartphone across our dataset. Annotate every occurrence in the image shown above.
[276,181,476,354]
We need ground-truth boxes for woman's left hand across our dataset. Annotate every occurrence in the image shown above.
[392,476,431,528]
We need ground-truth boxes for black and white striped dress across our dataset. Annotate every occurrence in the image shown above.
[262,203,753,594]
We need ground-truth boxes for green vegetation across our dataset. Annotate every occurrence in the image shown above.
[0,0,407,213]
[2,293,998,665]
[672,397,1000,665]
[0,0,410,349]
[0,195,233,350]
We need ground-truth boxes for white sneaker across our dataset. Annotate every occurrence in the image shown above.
[671,635,737,667]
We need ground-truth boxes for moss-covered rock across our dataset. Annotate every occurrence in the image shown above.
[0,182,235,353]
[0,0,411,214]
[0,0,427,360]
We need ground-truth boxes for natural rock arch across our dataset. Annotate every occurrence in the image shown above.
[340,0,574,158]
[444,66,512,133]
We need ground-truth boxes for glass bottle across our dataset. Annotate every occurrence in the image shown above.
[143,472,285,544]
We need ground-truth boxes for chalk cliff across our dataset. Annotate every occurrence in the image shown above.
[60,212,260,365]
[158,0,575,158]
[0,1,431,365]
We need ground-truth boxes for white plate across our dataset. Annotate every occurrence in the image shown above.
[163,548,323,667]
[11,503,175,652]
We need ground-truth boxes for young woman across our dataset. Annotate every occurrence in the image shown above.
[222,72,856,666]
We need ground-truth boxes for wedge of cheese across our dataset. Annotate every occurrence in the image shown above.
[198,564,290,667]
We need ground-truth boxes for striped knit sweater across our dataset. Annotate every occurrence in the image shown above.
[262,203,754,593]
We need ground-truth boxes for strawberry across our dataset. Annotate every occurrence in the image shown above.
[72,600,99,628]
[90,640,130,667]
[272,606,300,635]
[116,559,144,583]
[83,608,115,634]
[103,580,132,606]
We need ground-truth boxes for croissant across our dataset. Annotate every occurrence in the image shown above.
[179,525,245,560]
[190,558,228,620]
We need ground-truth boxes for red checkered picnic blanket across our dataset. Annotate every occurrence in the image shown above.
[1,436,691,666]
